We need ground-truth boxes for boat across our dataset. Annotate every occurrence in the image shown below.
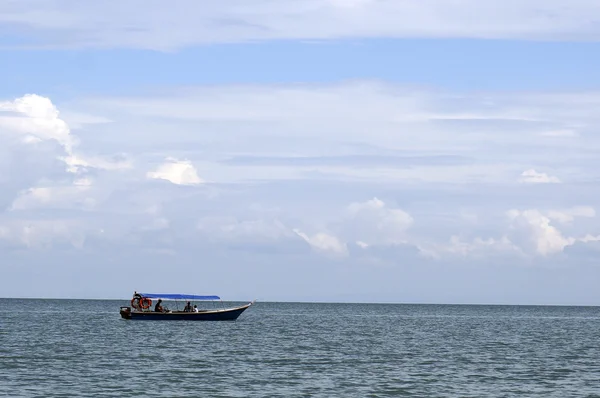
[119,292,255,321]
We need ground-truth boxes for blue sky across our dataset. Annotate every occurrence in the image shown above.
[2,1,600,304]
[3,39,600,98]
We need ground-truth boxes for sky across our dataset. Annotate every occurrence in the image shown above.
[1,0,600,304]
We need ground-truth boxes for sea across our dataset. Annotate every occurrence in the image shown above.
[1,299,600,397]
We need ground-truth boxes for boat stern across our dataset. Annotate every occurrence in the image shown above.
[119,306,132,319]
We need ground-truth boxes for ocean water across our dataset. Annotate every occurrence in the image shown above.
[1,299,600,397]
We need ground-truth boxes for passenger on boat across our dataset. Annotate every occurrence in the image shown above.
[193,305,199,313]
[154,299,164,312]
[184,301,192,312]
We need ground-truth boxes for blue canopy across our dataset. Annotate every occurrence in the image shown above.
[140,293,220,301]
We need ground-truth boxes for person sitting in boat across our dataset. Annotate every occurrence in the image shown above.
[193,305,199,313]
[154,299,164,312]
[184,301,192,312]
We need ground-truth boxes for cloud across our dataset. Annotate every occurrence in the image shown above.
[0,94,140,251]
[0,94,73,150]
[562,239,600,264]
[0,94,135,218]
[147,158,204,186]
[62,154,132,174]
[9,178,95,211]
[519,169,561,184]
[293,229,348,257]
[547,206,595,223]
[198,217,291,242]
[0,95,76,209]
[2,85,600,267]
[2,1,600,50]
[79,81,600,187]
[0,93,130,175]
[344,197,413,246]
[432,235,523,262]
[345,241,426,268]
[505,208,597,256]
[540,129,579,137]
[0,218,88,249]
[421,204,600,260]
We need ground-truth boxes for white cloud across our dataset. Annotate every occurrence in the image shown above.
[442,235,522,258]
[2,1,600,50]
[580,234,600,243]
[540,129,579,137]
[0,94,74,150]
[547,206,596,224]
[293,229,348,257]
[0,93,136,229]
[519,169,561,184]
[0,95,77,211]
[0,94,131,175]
[0,219,88,249]
[80,82,600,186]
[62,154,132,174]
[198,217,291,242]
[506,208,587,256]
[2,86,600,265]
[10,179,95,211]
[424,205,599,259]
[147,157,203,186]
[344,197,413,246]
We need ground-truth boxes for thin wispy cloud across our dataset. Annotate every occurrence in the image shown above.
[73,82,599,186]
[519,169,561,184]
[1,1,600,50]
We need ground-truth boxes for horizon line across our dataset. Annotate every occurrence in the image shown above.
[1,297,598,307]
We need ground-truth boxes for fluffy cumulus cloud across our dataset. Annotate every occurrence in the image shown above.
[344,197,413,246]
[0,95,75,210]
[0,94,133,248]
[1,1,600,49]
[0,94,73,149]
[505,208,600,256]
[147,158,204,186]
[0,94,129,177]
[506,209,574,256]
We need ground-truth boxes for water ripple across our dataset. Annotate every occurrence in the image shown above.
[2,300,600,397]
